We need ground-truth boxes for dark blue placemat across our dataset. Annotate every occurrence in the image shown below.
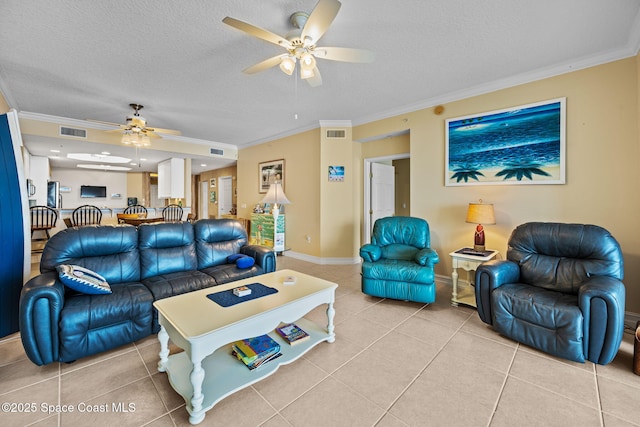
[207,283,278,307]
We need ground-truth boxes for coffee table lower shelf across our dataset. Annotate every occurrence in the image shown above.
[162,317,329,418]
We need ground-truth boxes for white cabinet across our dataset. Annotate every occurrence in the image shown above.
[157,158,184,199]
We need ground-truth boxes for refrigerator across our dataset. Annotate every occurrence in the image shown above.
[47,181,62,208]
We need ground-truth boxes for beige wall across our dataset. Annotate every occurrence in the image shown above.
[237,128,321,256]
[0,92,9,113]
[394,158,410,216]
[198,165,238,218]
[354,57,640,313]
[237,57,640,312]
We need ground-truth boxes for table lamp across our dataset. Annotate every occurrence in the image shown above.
[260,182,291,218]
[465,201,496,251]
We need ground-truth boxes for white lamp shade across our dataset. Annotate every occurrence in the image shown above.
[261,182,291,206]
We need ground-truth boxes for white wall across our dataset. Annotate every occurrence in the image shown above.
[51,168,128,209]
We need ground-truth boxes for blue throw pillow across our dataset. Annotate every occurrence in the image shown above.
[227,254,244,263]
[56,264,112,295]
[226,253,255,269]
[236,256,255,269]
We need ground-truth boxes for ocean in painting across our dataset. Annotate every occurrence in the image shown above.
[447,101,562,183]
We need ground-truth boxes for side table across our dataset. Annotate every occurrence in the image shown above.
[449,248,499,307]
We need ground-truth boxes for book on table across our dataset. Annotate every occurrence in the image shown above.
[276,323,310,346]
[231,334,281,370]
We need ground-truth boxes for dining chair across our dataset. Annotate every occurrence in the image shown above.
[123,204,148,218]
[30,205,58,253]
[72,205,102,226]
[162,204,183,222]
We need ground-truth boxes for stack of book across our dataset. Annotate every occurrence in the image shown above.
[276,323,310,346]
[231,334,281,370]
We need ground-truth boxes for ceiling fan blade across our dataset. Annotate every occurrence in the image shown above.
[301,0,341,45]
[223,17,291,49]
[243,54,287,74]
[145,130,162,139]
[148,127,181,136]
[314,47,375,63]
[305,67,323,87]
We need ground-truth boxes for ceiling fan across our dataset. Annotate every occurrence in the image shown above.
[222,0,374,87]
[90,104,181,147]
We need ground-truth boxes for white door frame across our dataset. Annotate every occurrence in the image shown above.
[199,181,209,219]
[363,153,410,244]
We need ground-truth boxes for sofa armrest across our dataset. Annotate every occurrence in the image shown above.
[415,248,439,267]
[360,244,382,262]
[19,272,65,366]
[579,276,626,365]
[475,260,521,325]
[240,245,277,273]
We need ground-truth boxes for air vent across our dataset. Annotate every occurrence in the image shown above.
[59,126,87,138]
[326,129,346,139]
[210,148,224,156]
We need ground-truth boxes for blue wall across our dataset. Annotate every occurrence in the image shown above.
[0,113,27,337]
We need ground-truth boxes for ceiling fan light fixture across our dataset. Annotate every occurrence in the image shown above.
[279,56,296,75]
[300,66,315,79]
[300,52,316,69]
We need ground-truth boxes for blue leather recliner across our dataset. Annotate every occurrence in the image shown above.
[475,222,625,365]
[360,216,439,303]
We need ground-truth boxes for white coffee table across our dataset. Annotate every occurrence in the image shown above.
[154,269,337,425]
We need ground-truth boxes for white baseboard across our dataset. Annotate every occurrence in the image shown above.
[281,251,360,265]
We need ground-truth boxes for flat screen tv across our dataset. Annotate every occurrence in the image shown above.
[80,185,107,198]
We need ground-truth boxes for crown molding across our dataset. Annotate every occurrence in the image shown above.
[17,111,237,151]
[352,48,640,128]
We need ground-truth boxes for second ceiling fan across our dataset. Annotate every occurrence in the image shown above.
[223,0,374,87]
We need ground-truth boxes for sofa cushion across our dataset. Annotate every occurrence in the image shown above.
[201,263,264,286]
[195,219,248,269]
[58,282,153,362]
[56,264,111,295]
[362,259,434,284]
[40,225,141,284]
[492,282,584,362]
[139,222,197,279]
[141,270,216,301]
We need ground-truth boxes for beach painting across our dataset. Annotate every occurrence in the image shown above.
[445,98,566,186]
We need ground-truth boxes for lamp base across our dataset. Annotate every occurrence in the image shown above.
[473,244,486,252]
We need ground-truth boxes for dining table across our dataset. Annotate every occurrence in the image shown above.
[121,217,165,226]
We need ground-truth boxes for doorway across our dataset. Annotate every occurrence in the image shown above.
[363,153,410,243]
[218,176,233,217]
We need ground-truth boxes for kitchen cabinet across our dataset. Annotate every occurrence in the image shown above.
[157,158,184,199]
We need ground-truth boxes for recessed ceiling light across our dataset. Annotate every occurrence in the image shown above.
[77,164,132,171]
[50,149,60,153]
[200,164,207,167]
[67,153,131,163]
[130,162,137,166]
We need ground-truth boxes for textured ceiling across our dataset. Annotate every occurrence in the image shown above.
[1,0,640,172]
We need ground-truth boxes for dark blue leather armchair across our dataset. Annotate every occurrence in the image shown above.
[360,216,439,303]
[475,222,625,365]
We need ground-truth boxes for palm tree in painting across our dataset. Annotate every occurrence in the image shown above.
[450,166,485,183]
[495,163,551,181]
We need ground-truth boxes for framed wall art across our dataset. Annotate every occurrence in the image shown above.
[259,159,285,193]
[210,178,216,188]
[328,165,344,182]
[445,98,566,186]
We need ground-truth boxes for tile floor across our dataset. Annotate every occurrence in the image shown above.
[1,256,639,426]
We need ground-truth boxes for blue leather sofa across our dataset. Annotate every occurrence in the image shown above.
[19,219,276,366]
[475,222,625,365]
[360,216,439,303]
